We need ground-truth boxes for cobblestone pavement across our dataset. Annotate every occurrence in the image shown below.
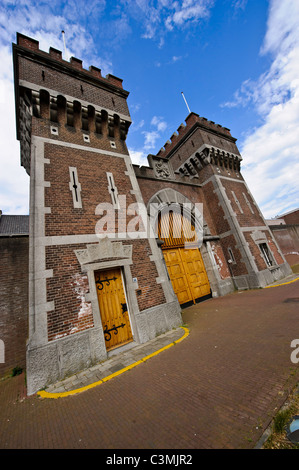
[0,277,298,450]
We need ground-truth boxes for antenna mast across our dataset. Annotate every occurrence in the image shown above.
[181,91,191,114]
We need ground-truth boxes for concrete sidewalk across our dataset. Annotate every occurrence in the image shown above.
[41,327,187,397]
[265,273,299,287]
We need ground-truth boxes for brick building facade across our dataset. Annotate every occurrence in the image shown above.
[267,209,299,267]
[0,214,29,377]
[11,33,291,395]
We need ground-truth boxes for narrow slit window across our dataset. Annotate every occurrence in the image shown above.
[231,191,243,214]
[107,172,119,209]
[243,192,255,214]
[228,247,236,264]
[69,167,82,209]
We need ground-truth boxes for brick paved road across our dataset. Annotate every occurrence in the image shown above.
[0,281,298,449]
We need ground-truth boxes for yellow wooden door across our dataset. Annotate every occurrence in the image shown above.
[181,248,211,299]
[163,249,193,305]
[158,210,211,305]
[95,268,133,351]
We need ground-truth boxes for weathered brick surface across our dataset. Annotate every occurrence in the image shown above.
[45,240,166,340]
[0,237,28,377]
[32,115,130,153]
[202,180,231,235]
[127,239,166,311]
[44,143,134,237]
[46,244,93,341]
[243,230,284,269]
[215,234,248,277]
[271,226,299,266]
[158,114,239,166]
[220,178,265,227]
[280,209,299,225]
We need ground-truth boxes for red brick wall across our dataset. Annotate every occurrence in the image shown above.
[202,181,231,235]
[45,240,166,341]
[243,230,284,270]
[220,179,265,227]
[271,226,299,266]
[218,233,248,276]
[32,114,129,153]
[209,240,231,280]
[267,235,284,265]
[127,239,166,311]
[157,113,238,164]
[137,177,222,237]
[44,143,135,237]
[281,210,299,225]
[0,237,28,377]
[46,244,93,341]
[18,56,129,115]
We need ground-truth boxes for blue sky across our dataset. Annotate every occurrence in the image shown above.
[0,0,298,218]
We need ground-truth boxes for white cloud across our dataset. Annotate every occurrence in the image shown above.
[166,0,214,30]
[142,130,161,150]
[140,115,168,150]
[171,55,182,63]
[129,149,147,166]
[223,0,299,218]
[122,0,215,43]
[0,46,29,214]
[130,119,145,132]
[0,1,114,214]
[151,116,167,132]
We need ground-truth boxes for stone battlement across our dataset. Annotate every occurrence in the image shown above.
[157,112,233,158]
[16,33,124,90]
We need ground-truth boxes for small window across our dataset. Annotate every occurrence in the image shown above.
[69,167,82,209]
[259,243,273,267]
[50,125,58,135]
[107,172,119,209]
[228,247,236,264]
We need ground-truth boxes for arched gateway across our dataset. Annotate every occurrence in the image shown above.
[148,189,212,307]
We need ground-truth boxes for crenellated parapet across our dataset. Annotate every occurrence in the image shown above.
[15,33,125,89]
[157,112,234,159]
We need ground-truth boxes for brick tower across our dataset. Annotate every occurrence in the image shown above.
[134,112,291,298]
[13,33,181,395]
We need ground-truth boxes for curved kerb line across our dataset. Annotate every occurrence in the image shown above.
[38,326,189,399]
[264,277,299,289]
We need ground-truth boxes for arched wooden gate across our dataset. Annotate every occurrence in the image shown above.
[158,210,211,306]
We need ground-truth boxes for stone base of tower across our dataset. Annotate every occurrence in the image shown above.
[26,300,182,396]
[225,261,292,292]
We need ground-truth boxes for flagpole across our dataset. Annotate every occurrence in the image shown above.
[181,91,191,114]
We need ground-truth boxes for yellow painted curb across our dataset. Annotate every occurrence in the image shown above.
[37,326,189,399]
[264,277,299,289]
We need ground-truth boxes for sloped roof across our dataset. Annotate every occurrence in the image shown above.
[0,215,29,235]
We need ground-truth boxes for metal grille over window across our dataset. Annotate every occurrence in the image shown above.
[69,167,82,209]
[259,243,273,267]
